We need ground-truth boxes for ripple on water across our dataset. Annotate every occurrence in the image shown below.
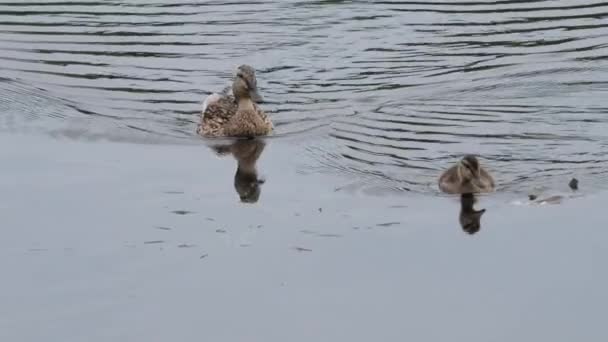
[1,0,607,194]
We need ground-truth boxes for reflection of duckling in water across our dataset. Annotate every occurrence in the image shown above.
[459,193,486,235]
[439,155,495,194]
[210,139,266,203]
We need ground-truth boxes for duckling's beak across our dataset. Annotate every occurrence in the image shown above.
[249,87,263,103]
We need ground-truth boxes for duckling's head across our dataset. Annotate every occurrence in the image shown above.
[460,154,481,177]
[232,64,263,102]
[461,155,479,171]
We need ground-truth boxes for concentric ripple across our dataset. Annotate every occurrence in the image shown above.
[1,0,607,194]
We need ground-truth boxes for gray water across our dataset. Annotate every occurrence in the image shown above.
[1,0,608,194]
[2,2,608,341]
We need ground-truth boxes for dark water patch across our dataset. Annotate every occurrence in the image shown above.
[317,233,343,238]
[376,222,401,227]
[171,210,195,215]
[292,246,312,252]
[144,240,165,245]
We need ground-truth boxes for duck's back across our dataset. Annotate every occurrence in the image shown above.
[197,95,238,136]
[438,165,495,194]
[438,165,467,194]
[198,95,272,137]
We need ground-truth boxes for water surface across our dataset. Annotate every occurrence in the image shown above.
[1,133,606,342]
[1,2,608,340]
[1,0,608,194]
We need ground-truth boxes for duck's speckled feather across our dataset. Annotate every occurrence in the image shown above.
[223,108,273,137]
[439,164,495,194]
[197,94,272,137]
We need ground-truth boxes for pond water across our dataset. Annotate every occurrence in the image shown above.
[1,1,608,341]
[1,0,608,194]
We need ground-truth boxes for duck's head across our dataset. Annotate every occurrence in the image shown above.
[232,64,263,103]
[460,155,481,178]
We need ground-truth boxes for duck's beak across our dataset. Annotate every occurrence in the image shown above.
[249,87,263,103]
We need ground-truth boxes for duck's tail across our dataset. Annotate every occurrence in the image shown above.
[202,93,222,116]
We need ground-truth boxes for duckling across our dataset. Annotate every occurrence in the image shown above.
[197,65,273,137]
[438,155,495,194]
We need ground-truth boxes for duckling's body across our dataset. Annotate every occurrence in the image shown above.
[439,155,495,194]
[197,65,273,138]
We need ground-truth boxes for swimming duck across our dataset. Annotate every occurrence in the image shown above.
[438,155,495,194]
[197,65,273,137]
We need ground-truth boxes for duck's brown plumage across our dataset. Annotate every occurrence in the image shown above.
[439,155,495,194]
[197,97,272,137]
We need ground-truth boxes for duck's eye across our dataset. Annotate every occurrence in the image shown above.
[236,73,249,89]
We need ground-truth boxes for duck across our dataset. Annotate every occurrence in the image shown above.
[438,155,495,194]
[197,65,273,137]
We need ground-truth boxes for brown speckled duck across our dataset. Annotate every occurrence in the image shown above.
[197,65,273,138]
[439,155,495,194]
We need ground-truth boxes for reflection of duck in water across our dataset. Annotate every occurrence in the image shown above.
[459,193,486,234]
[439,155,495,194]
[211,139,266,203]
[197,65,273,138]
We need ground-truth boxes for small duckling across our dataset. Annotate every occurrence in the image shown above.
[439,155,495,194]
[198,65,273,137]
